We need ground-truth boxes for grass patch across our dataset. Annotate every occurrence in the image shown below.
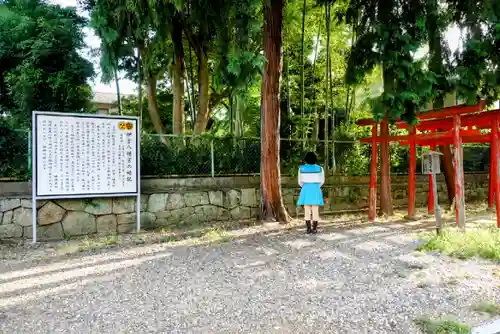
[103,235,120,246]
[199,228,232,243]
[414,316,471,334]
[473,301,500,316]
[157,235,180,243]
[416,227,500,262]
[75,236,121,253]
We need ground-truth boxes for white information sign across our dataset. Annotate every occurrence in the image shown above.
[32,111,141,242]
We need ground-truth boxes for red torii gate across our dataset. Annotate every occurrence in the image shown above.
[356,102,500,228]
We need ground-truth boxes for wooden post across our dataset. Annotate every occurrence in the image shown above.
[408,126,416,218]
[492,118,500,228]
[453,114,465,228]
[428,142,436,214]
[489,143,495,209]
[369,124,378,222]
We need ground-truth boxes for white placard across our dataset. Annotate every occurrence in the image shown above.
[34,112,139,199]
[31,111,141,243]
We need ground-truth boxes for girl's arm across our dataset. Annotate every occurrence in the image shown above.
[320,167,325,187]
[298,169,304,187]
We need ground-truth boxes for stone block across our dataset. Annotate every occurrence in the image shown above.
[13,207,32,227]
[117,213,136,225]
[96,215,117,235]
[36,201,47,209]
[0,199,20,212]
[113,198,136,214]
[117,223,136,234]
[55,199,86,211]
[62,212,96,237]
[140,212,156,229]
[156,211,171,219]
[225,190,241,209]
[241,189,258,207]
[169,207,195,224]
[148,194,168,213]
[38,202,65,226]
[21,199,32,208]
[141,195,149,211]
[0,224,22,238]
[194,205,230,222]
[85,199,112,215]
[208,191,224,207]
[230,207,252,220]
[184,192,209,207]
[2,210,13,225]
[166,193,185,210]
[24,223,65,240]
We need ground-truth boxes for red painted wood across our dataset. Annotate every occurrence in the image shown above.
[493,118,500,227]
[356,102,486,126]
[369,124,378,222]
[408,126,416,218]
[489,148,495,209]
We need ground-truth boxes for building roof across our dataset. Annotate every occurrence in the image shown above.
[91,92,119,105]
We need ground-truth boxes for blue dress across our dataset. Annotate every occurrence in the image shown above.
[297,164,325,206]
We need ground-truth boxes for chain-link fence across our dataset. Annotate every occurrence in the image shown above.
[0,128,30,180]
[0,130,492,179]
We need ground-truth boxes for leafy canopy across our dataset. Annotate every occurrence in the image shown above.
[0,0,94,125]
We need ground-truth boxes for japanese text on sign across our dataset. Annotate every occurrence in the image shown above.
[35,113,138,198]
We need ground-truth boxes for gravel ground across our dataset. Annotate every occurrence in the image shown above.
[0,215,499,333]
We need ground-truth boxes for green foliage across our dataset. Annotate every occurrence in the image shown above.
[0,0,94,125]
[417,225,500,262]
[0,119,29,179]
[120,84,173,133]
[414,316,471,334]
[473,301,500,316]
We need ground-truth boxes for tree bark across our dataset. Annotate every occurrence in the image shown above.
[171,16,185,134]
[137,50,143,120]
[260,0,290,223]
[234,93,245,137]
[193,50,209,134]
[426,0,455,204]
[114,66,122,115]
[145,74,164,135]
[380,68,394,216]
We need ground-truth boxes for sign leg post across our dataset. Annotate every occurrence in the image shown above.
[137,193,141,233]
[32,199,37,243]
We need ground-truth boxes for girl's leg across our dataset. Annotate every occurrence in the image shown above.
[311,205,320,233]
[304,205,312,233]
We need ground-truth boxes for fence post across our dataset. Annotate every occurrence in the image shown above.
[27,130,32,177]
[210,139,215,177]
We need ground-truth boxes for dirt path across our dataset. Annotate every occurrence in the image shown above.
[0,210,499,333]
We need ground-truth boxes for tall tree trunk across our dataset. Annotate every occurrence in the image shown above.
[194,50,209,134]
[172,16,185,134]
[234,93,245,137]
[114,66,122,115]
[426,0,455,204]
[137,50,143,120]
[145,74,164,135]
[380,67,394,216]
[300,0,306,134]
[261,0,290,223]
[324,4,331,175]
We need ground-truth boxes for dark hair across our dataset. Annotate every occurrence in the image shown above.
[304,152,317,165]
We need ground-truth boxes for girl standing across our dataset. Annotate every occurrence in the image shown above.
[297,152,325,234]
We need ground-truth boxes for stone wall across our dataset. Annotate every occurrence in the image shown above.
[0,173,489,240]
